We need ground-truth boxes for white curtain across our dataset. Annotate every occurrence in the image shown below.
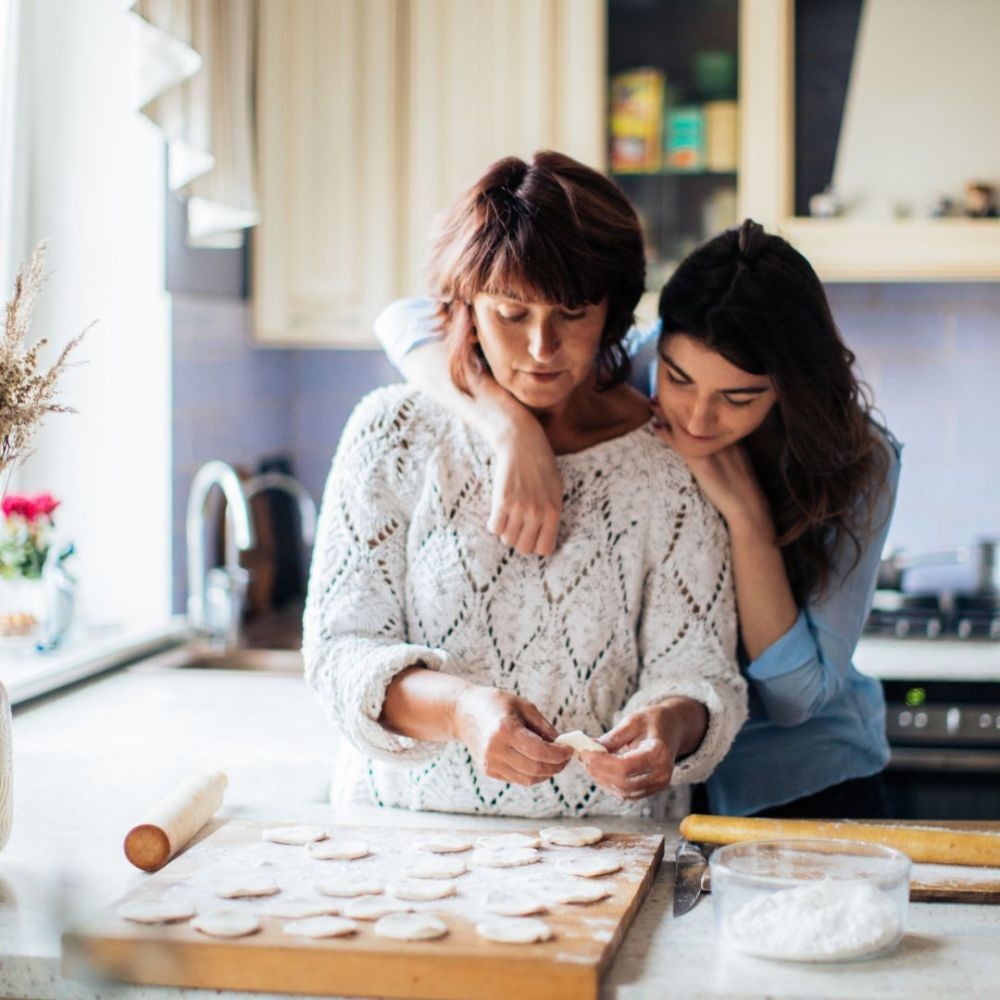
[0,0,28,294]
[127,0,259,248]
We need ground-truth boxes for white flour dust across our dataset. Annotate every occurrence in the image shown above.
[723,882,901,962]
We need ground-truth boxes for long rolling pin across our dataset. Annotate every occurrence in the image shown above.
[124,771,228,872]
[679,814,1000,867]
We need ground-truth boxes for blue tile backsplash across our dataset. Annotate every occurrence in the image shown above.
[171,284,1000,613]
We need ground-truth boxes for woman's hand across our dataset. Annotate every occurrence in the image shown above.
[649,398,770,533]
[488,416,564,556]
[451,685,573,786]
[580,698,708,800]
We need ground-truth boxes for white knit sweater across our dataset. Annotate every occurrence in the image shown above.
[303,386,747,819]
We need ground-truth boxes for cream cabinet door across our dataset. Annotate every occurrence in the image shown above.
[254,0,605,348]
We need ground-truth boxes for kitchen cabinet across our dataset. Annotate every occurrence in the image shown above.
[254,0,1000,349]
[254,0,604,348]
[741,0,1000,280]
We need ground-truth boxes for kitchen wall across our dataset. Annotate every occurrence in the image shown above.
[170,217,1000,610]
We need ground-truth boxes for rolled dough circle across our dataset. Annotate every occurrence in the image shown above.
[476,832,540,851]
[261,825,327,845]
[476,917,552,944]
[373,912,449,941]
[480,888,547,917]
[213,875,280,899]
[264,897,340,919]
[471,847,540,869]
[539,826,604,848]
[407,856,468,880]
[343,895,412,921]
[556,856,621,879]
[308,839,370,861]
[282,915,358,939]
[117,899,195,924]
[537,878,612,905]
[191,909,262,938]
[316,874,384,898]
[416,834,474,854]
[389,878,457,901]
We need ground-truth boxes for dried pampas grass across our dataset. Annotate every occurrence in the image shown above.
[1,241,91,490]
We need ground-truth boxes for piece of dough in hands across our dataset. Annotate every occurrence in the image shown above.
[553,730,607,754]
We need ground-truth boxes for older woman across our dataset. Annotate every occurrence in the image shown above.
[303,151,746,818]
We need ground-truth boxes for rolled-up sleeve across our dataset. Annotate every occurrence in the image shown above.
[746,438,901,727]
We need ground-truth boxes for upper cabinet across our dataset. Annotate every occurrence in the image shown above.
[254,0,604,347]
[741,0,1000,280]
[254,0,1000,347]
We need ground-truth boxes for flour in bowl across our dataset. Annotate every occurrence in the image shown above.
[722,882,902,962]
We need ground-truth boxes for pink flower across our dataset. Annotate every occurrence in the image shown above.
[1,492,60,523]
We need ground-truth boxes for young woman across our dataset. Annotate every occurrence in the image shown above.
[375,218,899,820]
[304,152,747,819]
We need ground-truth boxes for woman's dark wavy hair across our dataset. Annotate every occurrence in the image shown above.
[427,151,646,392]
[658,219,890,601]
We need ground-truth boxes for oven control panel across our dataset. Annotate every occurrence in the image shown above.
[883,681,1000,747]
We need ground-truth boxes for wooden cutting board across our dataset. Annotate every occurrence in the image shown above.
[910,863,1000,903]
[63,821,664,1000]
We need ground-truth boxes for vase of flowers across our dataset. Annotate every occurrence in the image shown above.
[1,241,89,855]
[0,492,60,638]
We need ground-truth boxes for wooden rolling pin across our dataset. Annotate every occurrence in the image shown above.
[679,814,1000,867]
[124,771,227,872]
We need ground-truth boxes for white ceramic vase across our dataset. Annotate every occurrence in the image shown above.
[0,680,11,852]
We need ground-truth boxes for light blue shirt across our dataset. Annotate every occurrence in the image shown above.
[374,299,897,816]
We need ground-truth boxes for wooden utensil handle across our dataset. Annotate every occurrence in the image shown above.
[124,771,227,872]
[679,814,1000,867]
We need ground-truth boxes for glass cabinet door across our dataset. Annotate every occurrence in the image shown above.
[607,0,740,292]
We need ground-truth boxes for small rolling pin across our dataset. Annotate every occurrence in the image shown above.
[124,771,228,872]
[679,814,1000,868]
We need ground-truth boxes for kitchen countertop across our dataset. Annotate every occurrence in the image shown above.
[2,664,999,1000]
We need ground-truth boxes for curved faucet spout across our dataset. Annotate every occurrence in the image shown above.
[186,460,256,636]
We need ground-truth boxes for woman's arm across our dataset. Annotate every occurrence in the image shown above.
[303,388,570,781]
[652,414,901,727]
[582,452,748,799]
[374,298,563,554]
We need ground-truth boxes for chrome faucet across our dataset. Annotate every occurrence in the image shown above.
[244,472,317,546]
[186,460,256,648]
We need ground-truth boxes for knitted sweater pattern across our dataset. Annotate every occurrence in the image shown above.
[304,386,747,818]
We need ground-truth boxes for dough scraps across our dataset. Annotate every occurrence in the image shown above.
[264,897,340,919]
[343,895,412,921]
[537,878,612,905]
[476,832,540,851]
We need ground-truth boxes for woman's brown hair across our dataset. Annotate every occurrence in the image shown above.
[658,219,892,602]
[426,151,646,392]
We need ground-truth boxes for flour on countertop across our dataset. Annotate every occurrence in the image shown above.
[723,882,901,962]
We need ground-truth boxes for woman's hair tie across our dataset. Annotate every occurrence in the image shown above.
[737,218,765,264]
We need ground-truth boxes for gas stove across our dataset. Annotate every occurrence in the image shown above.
[864,590,1000,641]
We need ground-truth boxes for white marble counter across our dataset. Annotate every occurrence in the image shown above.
[1,663,998,1000]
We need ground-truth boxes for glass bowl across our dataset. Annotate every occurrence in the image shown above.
[709,839,911,963]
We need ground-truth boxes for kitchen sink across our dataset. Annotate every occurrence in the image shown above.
[129,642,303,675]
